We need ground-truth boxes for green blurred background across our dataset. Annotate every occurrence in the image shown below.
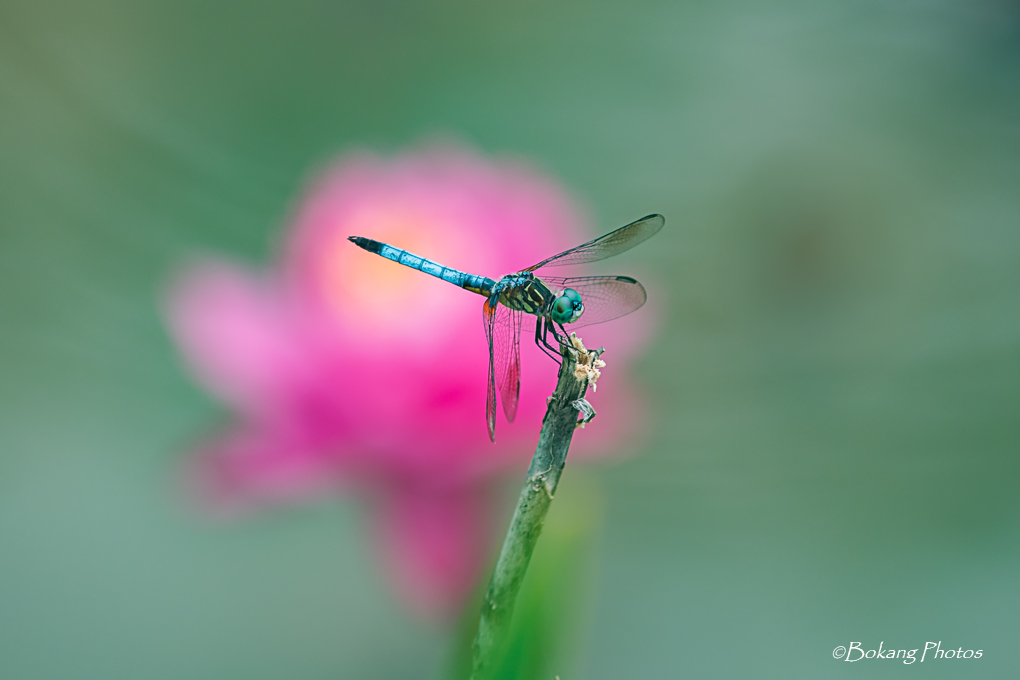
[2,0,1019,678]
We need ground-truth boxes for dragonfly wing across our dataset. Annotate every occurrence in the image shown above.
[482,299,498,442]
[492,304,523,424]
[483,299,523,441]
[525,214,663,271]
[498,309,538,334]
[540,275,648,329]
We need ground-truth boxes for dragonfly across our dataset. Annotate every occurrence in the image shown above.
[348,213,663,442]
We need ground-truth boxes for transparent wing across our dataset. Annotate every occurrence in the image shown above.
[540,275,648,329]
[502,309,539,334]
[482,300,498,442]
[494,305,522,425]
[483,299,523,442]
[524,214,663,271]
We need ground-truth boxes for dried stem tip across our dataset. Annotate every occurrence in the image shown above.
[570,332,606,390]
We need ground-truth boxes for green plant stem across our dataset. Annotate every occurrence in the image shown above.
[469,338,600,679]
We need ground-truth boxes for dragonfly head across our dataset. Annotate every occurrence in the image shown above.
[551,288,584,324]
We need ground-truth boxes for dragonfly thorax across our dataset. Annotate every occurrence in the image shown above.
[496,272,550,315]
[495,273,584,324]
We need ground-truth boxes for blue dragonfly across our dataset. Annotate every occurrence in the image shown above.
[348,214,663,441]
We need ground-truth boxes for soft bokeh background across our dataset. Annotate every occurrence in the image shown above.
[2,1,1019,678]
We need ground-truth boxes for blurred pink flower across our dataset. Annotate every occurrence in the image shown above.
[167,144,649,619]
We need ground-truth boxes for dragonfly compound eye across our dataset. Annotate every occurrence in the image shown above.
[551,291,584,324]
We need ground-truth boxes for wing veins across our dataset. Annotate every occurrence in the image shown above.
[525,213,663,271]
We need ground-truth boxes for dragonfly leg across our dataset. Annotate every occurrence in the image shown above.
[545,321,579,361]
[534,316,562,363]
[545,319,571,349]
[556,322,571,344]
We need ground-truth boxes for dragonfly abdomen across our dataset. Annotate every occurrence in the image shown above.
[347,236,495,296]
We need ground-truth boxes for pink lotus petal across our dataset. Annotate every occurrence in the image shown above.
[167,262,310,423]
[370,482,494,620]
